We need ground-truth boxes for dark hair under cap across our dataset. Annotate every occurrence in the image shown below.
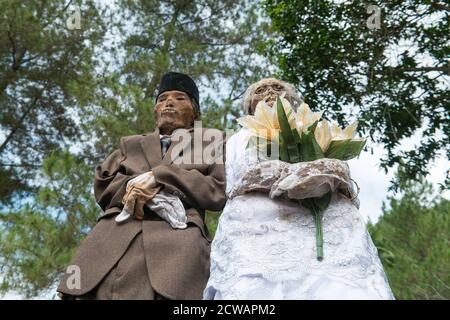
[156,72,200,111]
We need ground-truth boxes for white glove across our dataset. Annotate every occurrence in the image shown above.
[269,158,352,200]
[146,191,187,229]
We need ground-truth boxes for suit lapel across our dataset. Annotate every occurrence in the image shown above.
[141,127,195,167]
[162,127,194,165]
[140,128,162,168]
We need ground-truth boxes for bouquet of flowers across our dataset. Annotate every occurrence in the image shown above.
[237,95,366,260]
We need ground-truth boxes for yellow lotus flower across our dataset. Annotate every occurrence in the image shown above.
[237,100,279,142]
[314,120,332,152]
[330,120,362,141]
[295,102,324,134]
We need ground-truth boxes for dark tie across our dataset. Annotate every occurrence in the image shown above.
[160,136,171,157]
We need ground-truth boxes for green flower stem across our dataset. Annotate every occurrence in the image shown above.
[312,202,324,261]
[302,198,324,261]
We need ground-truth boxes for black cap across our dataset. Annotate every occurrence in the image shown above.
[156,72,200,111]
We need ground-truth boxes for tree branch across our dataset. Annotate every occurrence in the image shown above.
[0,93,43,155]
[0,163,42,168]
[144,8,180,99]
[430,2,450,12]
[376,66,450,75]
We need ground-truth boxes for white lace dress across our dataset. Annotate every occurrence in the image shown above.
[203,129,394,300]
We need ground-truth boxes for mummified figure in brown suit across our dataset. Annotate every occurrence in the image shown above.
[57,72,226,299]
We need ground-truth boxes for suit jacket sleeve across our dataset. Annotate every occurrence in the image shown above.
[93,143,139,215]
[152,141,226,212]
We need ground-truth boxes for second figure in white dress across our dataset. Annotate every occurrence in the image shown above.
[203,78,394,300]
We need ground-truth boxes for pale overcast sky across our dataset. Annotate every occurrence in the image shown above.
[348,143,448,223]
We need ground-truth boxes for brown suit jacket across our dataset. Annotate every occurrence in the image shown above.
[57,127,226,299]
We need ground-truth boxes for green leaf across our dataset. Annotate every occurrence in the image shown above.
[291,128,304,161]
[296,120,324,161]
[326,139,366,160]
[278,135,290,162]
[292,127,302,144]
[310,132,325,159]
[277,97,300,162]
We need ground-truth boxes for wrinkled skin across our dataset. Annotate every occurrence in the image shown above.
[249,79,288,115]
[155,90,197,135]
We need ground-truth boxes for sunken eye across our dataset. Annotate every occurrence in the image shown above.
[273,85,284,91]
[255,86,266,94]
[176,96,186,100]
[157,96,166,102]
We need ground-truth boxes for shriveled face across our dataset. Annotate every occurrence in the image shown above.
[155,90,197,135]
[249,79,287,115]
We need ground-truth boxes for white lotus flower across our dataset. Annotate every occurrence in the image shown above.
[237,100,279,142]
[330,120,363,141]
[314,120,332,152]
[296,102,324,134]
